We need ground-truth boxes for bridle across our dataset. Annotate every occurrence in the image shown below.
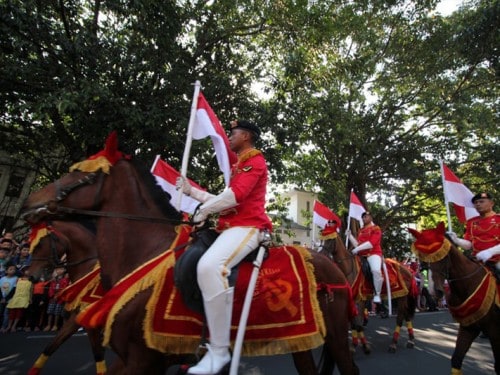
[30,221,98,270]
[23,169,190,226]
[321,238,357,279]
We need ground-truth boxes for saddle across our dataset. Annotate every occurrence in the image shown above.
[174,227,265,314]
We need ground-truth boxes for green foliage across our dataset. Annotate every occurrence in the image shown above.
[0,0,497,259]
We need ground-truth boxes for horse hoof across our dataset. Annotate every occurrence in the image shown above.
[363,346,371,355]
[388,345,396,353]
[406,341,415,349]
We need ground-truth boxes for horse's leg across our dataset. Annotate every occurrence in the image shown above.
[405,320,415,349]
[28,311,81,375]
[291,350,317,375]
[451,324,480,373]
[86,327,107,374]
[488,326,500,375]
[319,291,359,375]
[388,304,404,353]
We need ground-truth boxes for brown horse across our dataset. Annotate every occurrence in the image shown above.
[26,220,106,375]
[320,231,418,353]
[409,222,500,374]
[21,142,358,374]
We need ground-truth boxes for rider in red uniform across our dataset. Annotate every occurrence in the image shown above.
[449,192,500,277]
[177,119,272,375]
[347,211,384,303]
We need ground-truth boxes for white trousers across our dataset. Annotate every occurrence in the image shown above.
[197,227,261,300]
[367,254,383,295]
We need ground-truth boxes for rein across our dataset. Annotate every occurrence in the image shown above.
[26,169,190,226]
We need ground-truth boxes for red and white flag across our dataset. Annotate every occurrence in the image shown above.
[442,163,477,223]
[192,92,238,186]
[348,191,366,224]
[313,200,342,229]
[151,156,203,214]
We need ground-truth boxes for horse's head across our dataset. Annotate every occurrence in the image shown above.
[408,222,452,298]
[27,222,68,281]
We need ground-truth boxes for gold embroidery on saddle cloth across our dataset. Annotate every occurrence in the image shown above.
[448,272,500,326]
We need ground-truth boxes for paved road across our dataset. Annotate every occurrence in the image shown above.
[0,310,494,374]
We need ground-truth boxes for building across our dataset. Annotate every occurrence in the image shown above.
[0,151,36,236]
[272,188,320,247]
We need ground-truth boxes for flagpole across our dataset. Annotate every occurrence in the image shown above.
[177,80,202,210]
[345,188,353,247]
[150,154,160,173]
[439,160,453,232]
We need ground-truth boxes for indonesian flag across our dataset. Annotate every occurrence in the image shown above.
[348,191,366,224]
[442,163,477,223]
[313,200,342,229]
[192,92,238,186]
[151,156,202,214]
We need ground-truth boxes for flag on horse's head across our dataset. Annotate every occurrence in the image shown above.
[348,191,365,225]
[151,156,202,214]
[192,92,238,186]
[313,200,341,229]
[441,163,477,223]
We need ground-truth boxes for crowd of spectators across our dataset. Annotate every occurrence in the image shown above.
[0,232,68,333]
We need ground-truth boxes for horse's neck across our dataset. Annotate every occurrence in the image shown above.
[447,247,486,298]
[96,166,178,286]
[332,239,358,283]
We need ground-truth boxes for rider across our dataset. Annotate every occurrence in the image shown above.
[177,119,272,375]
[346,211,384,303]
[448,192,500,279]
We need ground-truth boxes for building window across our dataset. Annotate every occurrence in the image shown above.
[5,171,27,198]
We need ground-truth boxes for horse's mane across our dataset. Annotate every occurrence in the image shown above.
[130,158,183,222]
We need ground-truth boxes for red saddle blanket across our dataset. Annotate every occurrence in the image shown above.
[77,243,326,356]
[351,258,418,302]
[56,266,105,311]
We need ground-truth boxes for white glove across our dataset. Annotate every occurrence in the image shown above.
[192,188,238,224]
[176,176,192,195]
[476,249,493,262]
[352,241,373,255]
[176,176,214,203]
[475,244,500,263]
[446,231,472,250]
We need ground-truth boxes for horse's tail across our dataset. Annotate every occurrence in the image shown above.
[317,342,335,375]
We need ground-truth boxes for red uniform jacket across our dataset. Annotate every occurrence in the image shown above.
[217,149,272,232]
[464,213,500,263]
[356,224,383,257]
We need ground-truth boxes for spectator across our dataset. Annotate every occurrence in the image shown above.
[5,267,33,332]
[12,243,31,277]
[0,264,18,332]
[29,276,50,331]
[43,267,69,332]
[0,247,9,277]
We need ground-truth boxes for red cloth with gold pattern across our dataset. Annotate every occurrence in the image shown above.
[464,213,500,263]
[217,149,272,232]
[356,224,383,257]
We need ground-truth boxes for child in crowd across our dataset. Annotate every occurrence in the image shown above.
[12,243,32,276]
[0,264,18,332]
[0,247,9,277]
[29,276,50,331]
[44,267,69,332]
[6,267,33,332]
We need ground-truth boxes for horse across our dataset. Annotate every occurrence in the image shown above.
[319,230,418,353]
[409,222,500,374]
[26,220,107,375]
[21,137,359,374]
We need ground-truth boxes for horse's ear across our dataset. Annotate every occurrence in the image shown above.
[105,131,118,153]
[436,222,446,234]
[407,227,420,238]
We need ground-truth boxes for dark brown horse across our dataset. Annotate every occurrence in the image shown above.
[320,231,417,353]
[26,220,106,375]
[22,141,358,374]
[409,222,500,374]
